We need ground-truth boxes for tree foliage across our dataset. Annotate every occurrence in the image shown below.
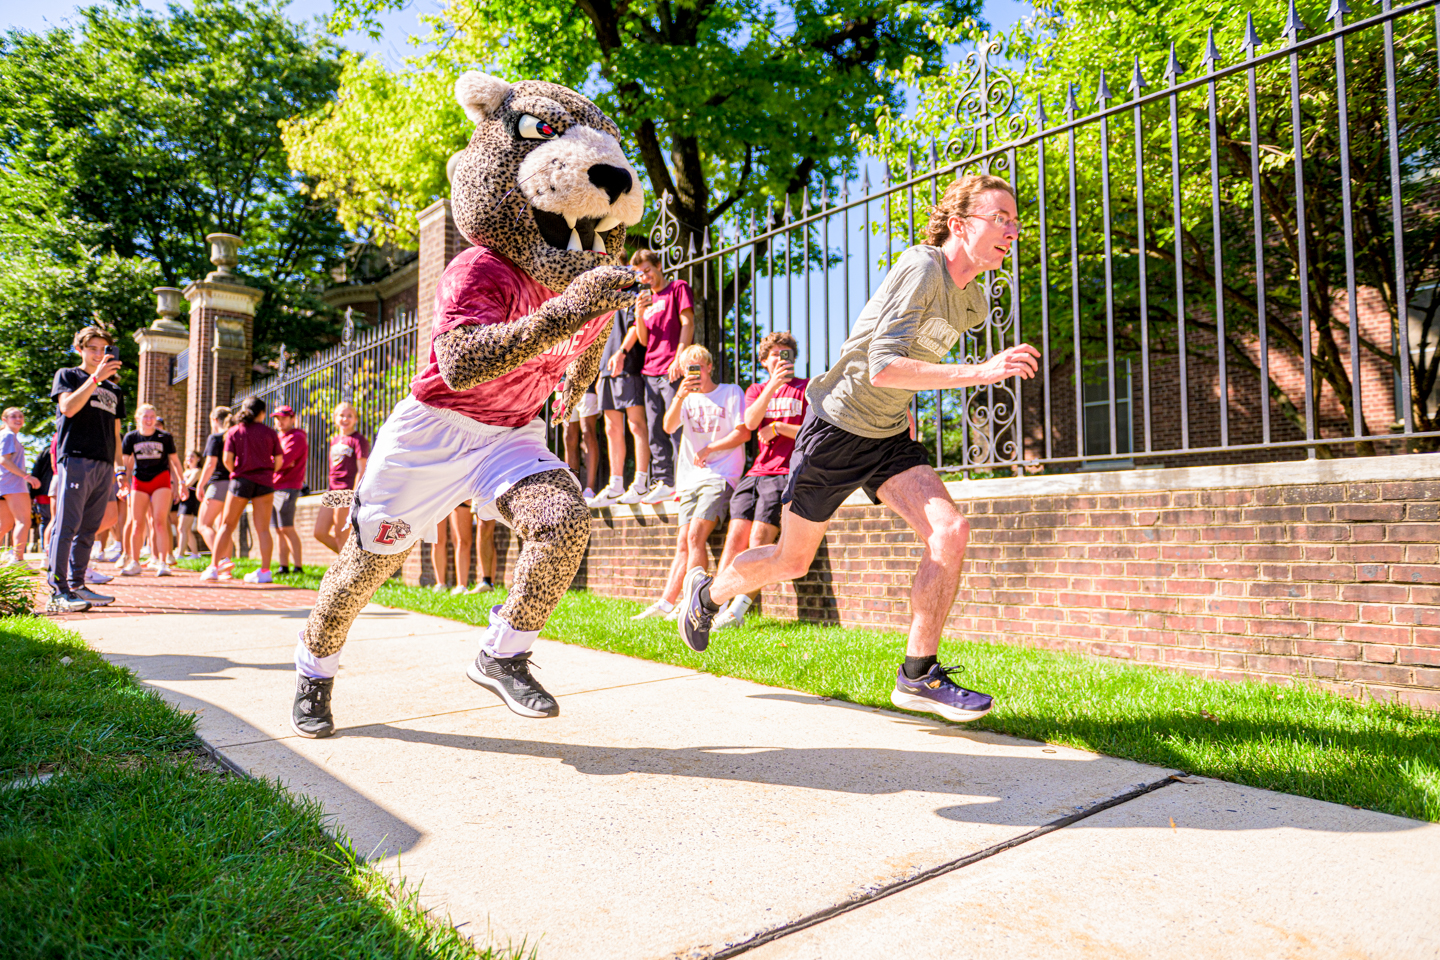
[861,0,1440,455]
[0,0,351,379]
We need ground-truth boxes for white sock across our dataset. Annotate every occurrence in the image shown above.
[633,471,649,488]
[608,474,623,488]
[731,595,753,614]
[655,598,674,612]
[295,640,341,679]
[479,605,540,658]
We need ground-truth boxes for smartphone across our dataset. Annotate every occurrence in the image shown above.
[104,344,120,360]
[687,364,701,376]
[777,349,793,363]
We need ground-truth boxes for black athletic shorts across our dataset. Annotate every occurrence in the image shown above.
[730,473,788,527]
[782,408,932,523]
[271,487,301,527]
[230,477,275,501]
[598,373,643,411]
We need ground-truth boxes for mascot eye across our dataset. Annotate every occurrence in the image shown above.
[518,114,560,140]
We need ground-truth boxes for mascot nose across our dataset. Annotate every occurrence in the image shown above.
[588,164,632,204]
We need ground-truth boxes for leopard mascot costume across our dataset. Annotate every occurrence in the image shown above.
[290,72,644,737]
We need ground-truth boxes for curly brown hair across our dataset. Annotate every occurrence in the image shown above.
[756,331,799,363]
[924,174,1016,246]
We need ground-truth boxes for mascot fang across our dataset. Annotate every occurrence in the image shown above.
[290,73,644,738]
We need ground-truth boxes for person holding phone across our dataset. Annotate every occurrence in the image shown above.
[679,175,1041,725]
[710,332,809,630]
[630,248,694,505]
[47,326,127,612]
[632,344,748,620]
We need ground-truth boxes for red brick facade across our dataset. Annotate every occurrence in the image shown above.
[577,455,1440,711]
[416,200,472,365]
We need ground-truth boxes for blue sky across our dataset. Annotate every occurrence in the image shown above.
[3,0,1035,68]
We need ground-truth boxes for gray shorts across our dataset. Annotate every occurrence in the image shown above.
[204,480,229,502]
[598,373,644,410]
[271,488,301,528]
[677,476,733,527]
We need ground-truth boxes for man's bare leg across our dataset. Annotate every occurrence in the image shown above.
[876,465,969,658]
[708,505,828,606]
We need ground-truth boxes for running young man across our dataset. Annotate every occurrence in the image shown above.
[679,174,1039,723]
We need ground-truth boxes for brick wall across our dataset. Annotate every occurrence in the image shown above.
[581,454,1440,711]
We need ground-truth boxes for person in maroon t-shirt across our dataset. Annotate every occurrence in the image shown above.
[710,332,809,630]
[208,396,283,584]
[313,402,368,555]
[270,405,309,575]
[631,248,694,504]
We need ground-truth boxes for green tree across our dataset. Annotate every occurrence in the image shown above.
[287,0,989,359]
[863,0,1440,458]
[0,0,351,372]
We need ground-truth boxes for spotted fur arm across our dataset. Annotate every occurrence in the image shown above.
[554,334,607,421]
[494,469,591,632]
[435,264,639,392]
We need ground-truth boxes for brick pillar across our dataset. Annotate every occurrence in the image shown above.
[183,233,263,455]
[416,199,472,364]
[132,286,192,448]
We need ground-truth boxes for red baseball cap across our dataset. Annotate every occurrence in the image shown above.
[274,405,295,417]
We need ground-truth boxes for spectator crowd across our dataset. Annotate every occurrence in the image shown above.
[22,249,791,624]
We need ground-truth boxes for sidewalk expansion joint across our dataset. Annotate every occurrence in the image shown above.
[700,774,1182,960]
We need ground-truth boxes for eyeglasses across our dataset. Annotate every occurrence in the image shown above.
[963,212,1023,234]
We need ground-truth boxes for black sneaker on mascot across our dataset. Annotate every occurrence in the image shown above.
[468,651,559,717]
[291,675,336,738]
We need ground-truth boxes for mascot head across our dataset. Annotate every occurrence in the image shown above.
[448,72,645,293]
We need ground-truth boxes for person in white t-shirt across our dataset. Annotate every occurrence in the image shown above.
[632,344,750,620]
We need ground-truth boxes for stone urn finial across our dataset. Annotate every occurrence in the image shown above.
[150,286,188,336]
[205,232,244,281]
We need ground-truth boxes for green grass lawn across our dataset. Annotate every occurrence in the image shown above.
[0,614,524,959]
[182,556,1440,822]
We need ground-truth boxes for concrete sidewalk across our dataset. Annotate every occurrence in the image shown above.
[69,597,1438,960]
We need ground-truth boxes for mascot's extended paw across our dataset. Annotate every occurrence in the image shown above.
[321,490,357,508]
[553,264,642,320]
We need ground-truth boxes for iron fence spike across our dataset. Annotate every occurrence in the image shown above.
[929,137,938,169]
[702,227,710,253]
[802,188,811,216]
[1129,54,1148,93]
[783,194,793,223]
[1325,0,1350,22]
[1243,12,1263,51]
[687,234,696,256]
[1164,41,1185,81]
[1065,83,1079,116]
[1202,28,1221,69]
[906,145,915,175]
[1285,0,1306,40]
[1096,67,1113,104]
[1036,96,1048,126]
[860,166,871,193]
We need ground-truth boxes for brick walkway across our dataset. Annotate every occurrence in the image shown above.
[37,561,318,620]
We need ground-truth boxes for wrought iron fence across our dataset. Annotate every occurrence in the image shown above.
[234,308,419,492]
[650,0,1440,473]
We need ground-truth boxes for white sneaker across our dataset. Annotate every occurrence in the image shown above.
[431,582,450,592]
[615,479,650,505]
[587,479,625,508]
[450,584,468,596]
[639,482,675,504]
[101,543,122,563]
[200,565,220,581]
[243,569,272,584]
[86,565,113,584]
[663,604,681,621]
[713,596,751,631]
[631,599,674,620]
[120,560,143,577]
[155,563,171,577]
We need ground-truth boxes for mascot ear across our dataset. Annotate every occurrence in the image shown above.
[455,72,512,124]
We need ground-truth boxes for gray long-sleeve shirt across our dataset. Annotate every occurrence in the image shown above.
[806,245,988,439]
